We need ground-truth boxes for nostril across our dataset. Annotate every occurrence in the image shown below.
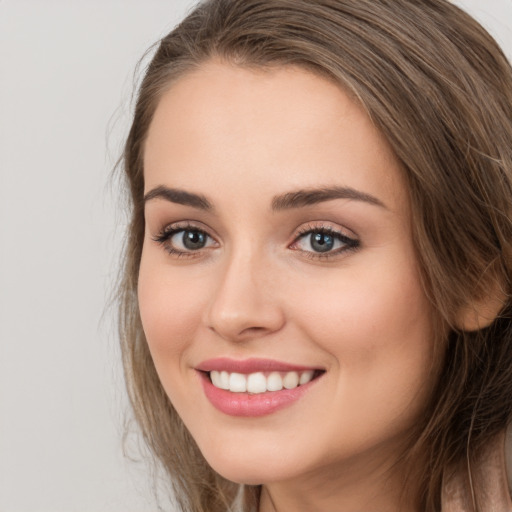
[243,326,267,333]
[208,323,277,341]
[236,325,275,340]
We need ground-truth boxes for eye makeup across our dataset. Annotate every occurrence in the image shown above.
[152,221,218,258]
[289,222,360,261]
[152,219,360,261]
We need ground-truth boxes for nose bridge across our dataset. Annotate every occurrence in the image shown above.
[205,242,284,341]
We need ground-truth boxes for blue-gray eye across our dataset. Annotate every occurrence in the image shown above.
[311,232,334,252]
[293,229,358,255]
[182,230,207,250]
[153,224,218,256]
[167,229,214,252]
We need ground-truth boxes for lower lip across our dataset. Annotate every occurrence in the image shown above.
[199,372,319,417]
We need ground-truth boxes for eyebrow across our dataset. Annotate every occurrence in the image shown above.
[143,184,386,211]
[271,186,386,210]
[144,185,213,210]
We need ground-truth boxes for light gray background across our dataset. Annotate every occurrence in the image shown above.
[1,1,511,511]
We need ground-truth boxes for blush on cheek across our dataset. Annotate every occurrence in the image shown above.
[297,271,432,364]
[138,264,212,367]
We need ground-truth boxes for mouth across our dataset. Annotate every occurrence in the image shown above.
[204,369,323,394]
[196,358,325,417]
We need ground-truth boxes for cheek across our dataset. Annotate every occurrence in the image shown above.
[288,255,435,416]
[293,263,430,349]
[137,251,207,368]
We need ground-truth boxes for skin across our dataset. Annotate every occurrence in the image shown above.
[139,61,437,512]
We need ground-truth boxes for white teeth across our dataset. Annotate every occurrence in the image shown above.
[247,372,267,393]
[267,372,284,391]
[283,371,299,389]
[211,370,230,390]
[299,370,314,385]
[219,371,230,389]
[229,372,247,392]
[210,369,318,394]
[210,370,222,388]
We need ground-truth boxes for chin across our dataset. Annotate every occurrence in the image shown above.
[208,460,287,486]
[197,440,301,485]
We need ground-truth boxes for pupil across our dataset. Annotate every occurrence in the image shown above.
[183,230,206,250]
[311,232,334,253]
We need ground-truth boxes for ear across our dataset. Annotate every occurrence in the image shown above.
[455,277,507,332]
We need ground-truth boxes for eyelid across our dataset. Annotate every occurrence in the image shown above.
[152,221,219,258]
[152,219,216,239]
[151,219,359,260]
[289,222,360,259]
[294,221,357,239]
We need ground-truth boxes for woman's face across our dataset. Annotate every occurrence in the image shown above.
[139,61,436,486]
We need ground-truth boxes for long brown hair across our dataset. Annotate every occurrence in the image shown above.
[118,1,512,510]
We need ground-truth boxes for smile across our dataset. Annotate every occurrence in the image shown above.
[196,358,324,417]
[209,370,316,394]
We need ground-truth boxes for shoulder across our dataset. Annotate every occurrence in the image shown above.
[441,426,512,511]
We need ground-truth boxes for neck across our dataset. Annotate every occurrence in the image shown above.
[258,439,424,512]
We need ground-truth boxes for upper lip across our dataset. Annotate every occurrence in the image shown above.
[195,357,322,374]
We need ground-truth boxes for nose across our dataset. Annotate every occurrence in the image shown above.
[204,250,285,342]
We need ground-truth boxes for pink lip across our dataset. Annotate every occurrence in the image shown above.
[195,358,323,417]
[196,357,319,374]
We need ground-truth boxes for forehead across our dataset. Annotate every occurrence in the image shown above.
[143,60,408,214]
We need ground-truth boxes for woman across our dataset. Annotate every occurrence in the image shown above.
[118,0,512,510]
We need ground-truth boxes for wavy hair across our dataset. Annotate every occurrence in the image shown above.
[118,1,512,510]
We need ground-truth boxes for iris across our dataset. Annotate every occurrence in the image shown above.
[311,232,334,253]
[183,230,207,250]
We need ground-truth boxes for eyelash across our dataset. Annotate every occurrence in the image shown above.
[152,222,360,260]
[290,224,360,260]
[152,222,214,258]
